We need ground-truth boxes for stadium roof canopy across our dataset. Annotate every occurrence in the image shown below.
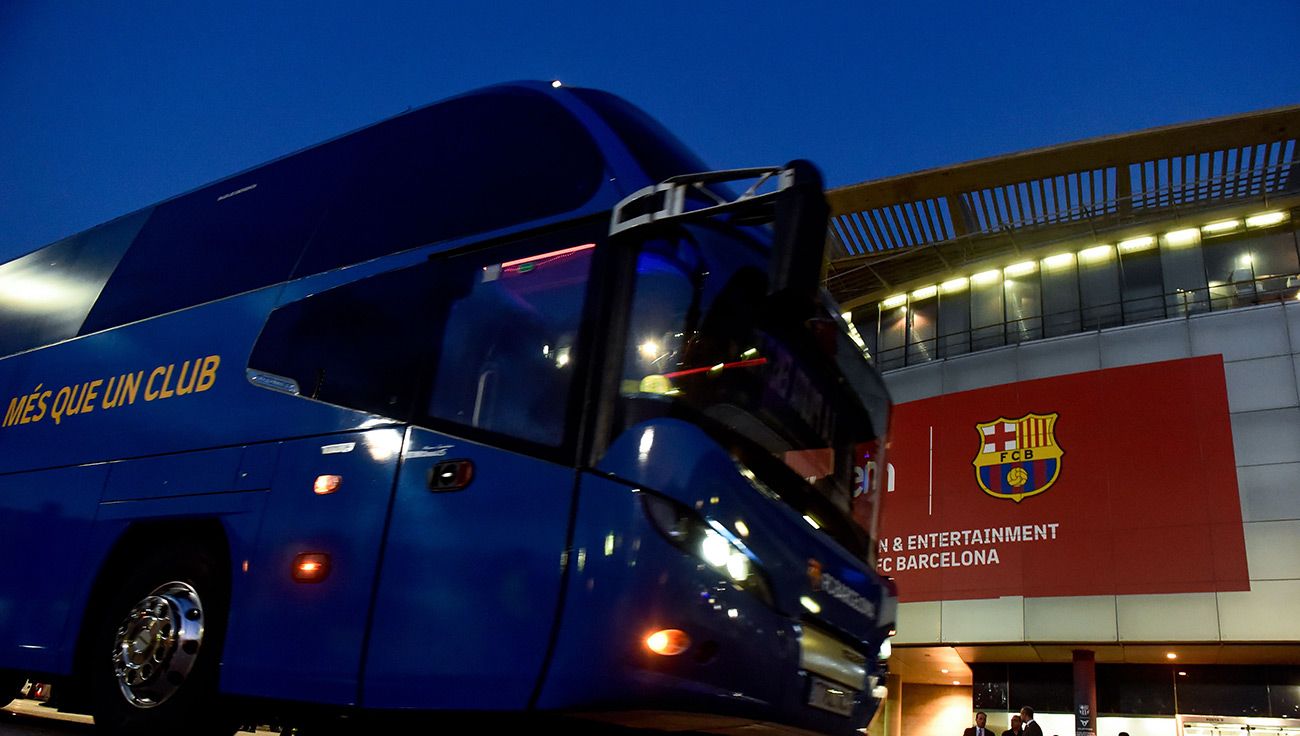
[825,105,1300,311]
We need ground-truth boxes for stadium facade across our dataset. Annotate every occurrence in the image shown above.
[828,106,1300,736]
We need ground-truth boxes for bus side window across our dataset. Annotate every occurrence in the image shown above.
[0,210,146,357]
[425,242,595,447]
[248,263,439,420]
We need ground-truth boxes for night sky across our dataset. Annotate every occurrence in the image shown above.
[2,1,1297,261]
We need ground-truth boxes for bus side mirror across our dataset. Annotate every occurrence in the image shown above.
[768,160,829,304]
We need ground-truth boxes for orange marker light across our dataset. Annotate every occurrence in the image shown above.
[292,553,331,583]
[314,475,342,495]
[645,629,690,656]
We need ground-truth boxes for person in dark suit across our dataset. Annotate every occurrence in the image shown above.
[1019,706,1043,736]
[1001,714,1023,736]
[963,711,992,736]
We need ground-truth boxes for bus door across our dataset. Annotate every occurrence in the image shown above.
[361,427,576,709]
[360,227,600,709]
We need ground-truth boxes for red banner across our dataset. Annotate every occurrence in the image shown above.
[876,356,1249,602]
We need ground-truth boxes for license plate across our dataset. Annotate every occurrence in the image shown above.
[807,676,856,717]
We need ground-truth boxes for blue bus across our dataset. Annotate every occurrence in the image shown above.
[0,82,894,735]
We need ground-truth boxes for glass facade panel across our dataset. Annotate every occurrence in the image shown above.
[970,274,1005,351]
[1097,664,1176,716]
[1177,666,1271,717]
[866,219,1300,371]
[1119,247,1165,323]
[906,295,937,363]
[1004,267,1042,343]
[1203,235,1258,310]
[1079,247,1122,330]
[937,286,971,357]
[1041,259,1081,337]
[1160,233,1209,317]
[878,304,907,371]
[1247,230,1300,298]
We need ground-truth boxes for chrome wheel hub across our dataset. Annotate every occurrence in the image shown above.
[111,581,204,708]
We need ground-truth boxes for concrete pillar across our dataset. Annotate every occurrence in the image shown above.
[1073,649,1097,736]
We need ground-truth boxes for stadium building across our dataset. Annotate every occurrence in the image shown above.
[829,106,1300,736]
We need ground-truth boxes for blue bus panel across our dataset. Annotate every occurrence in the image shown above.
[0,81,893,736]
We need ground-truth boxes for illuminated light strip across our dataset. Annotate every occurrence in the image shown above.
[499,242,596,269]
[662,357,768,380]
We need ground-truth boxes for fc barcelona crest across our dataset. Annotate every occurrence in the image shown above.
[972,412,1063,503]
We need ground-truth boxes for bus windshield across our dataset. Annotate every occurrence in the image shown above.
[618,223,883,541]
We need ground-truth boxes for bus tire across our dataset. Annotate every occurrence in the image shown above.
[89,538,234,736]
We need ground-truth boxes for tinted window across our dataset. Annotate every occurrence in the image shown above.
[1007,664,1073,713]
[1272,665,1300,719]
[1004,267,1042,342]
[1178,666,1271,717]
[426,232,596,446]
[0,210,147,356]
[971,272,1006,350]
[83,89,604,335]
[937,287,971,358]
[1041,259,1081,337]
[1118,247,1165,322]
[248,263,438,418]
[1160,232,1209,316]
[1097,664,1175,715]
[293,90,604,277]
[82,142,342,335]
[571,88,710,182]
[972,663,1010,711]
[249,224,599,447]
[1078,246,1122,329]
[906,293,937,363]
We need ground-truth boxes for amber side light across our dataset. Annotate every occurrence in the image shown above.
[314,475,342,495]
[292,553,331,583]
[645,629,690,656]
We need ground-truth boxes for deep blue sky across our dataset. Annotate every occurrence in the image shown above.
[3,1,1298,261]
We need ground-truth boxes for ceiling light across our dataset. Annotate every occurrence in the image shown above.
[1166,652,1178,660]
[1118,236,1155,253]
[940,668,949,674]
[1246,212,1288,228]
[1164,228,1200,246]
[971,270,1001,285]
[941,277,969,292]
[1202,220,1240,234]
[911,285,937,300]
[1043,253,1075,269]
[882,294,907,309]
[1078,245,1113,263]
[1005,261,1036,276]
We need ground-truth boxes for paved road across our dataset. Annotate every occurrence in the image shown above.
[1,700,270,736]
[0,701,93,736]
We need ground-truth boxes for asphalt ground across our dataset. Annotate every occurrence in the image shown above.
[1,699,274,735]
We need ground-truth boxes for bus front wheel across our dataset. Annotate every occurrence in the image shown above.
[89,539,234,736]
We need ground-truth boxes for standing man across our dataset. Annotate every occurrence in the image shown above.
[1002,714,1023,736]
[963,711,992,736]
[1019,707,1043,736]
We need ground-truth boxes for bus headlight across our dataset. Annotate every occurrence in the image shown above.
[641,492,771,604]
